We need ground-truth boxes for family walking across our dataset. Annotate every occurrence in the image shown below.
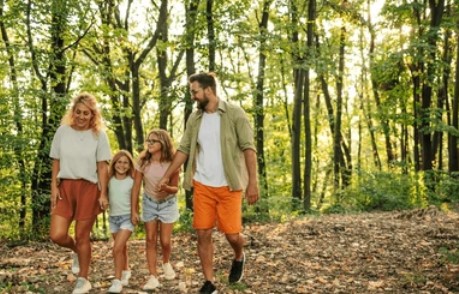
[48,72,259,294]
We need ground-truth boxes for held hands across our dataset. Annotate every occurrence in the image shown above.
[154,177,170,193]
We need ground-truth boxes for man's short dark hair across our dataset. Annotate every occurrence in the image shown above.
[189,72,217,94]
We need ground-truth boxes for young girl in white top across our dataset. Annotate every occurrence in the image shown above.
[107,150,135,293]
[131,129,180,291]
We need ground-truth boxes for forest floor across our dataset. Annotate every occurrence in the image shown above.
[2,206,459,294]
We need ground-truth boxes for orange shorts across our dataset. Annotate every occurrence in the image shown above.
[192,181,242,234]
[52,179,101,221]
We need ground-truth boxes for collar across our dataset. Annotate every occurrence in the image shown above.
[196,99,227,117]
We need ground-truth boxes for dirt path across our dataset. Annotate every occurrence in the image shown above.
[2,207,459,293]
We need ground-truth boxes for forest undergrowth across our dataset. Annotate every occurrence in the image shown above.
[1,206,459,293]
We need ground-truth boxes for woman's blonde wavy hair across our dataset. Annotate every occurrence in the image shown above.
[61,92,104,134]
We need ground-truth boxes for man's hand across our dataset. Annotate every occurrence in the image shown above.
[245,181,259,205]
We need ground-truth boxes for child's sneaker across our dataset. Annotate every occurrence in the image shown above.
[142,275,160,290]
[71,253,80,274]
[121,270,131,286]
[162,262,176,280]
[107,279,122,293]
[72,277,91,294]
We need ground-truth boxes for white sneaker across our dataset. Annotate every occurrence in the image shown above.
[142,275,160,290]
[162,262,176,280]
[72,253,80,274]
[121,270,131,286]
[107,279,122,293]
[72,277,91,294]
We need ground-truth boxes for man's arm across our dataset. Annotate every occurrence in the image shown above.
[157,151,189,191]
[243,149,259,205]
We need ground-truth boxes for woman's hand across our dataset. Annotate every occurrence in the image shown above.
[99,195,109,211]
[51,186,61,209]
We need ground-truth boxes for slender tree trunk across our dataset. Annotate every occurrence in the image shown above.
[450,16,459,173]
[368,11,395,166]
[97,0,129,151]
[157,0,170,130]
[420,0,444,171]
[303,0,316,211]
[184,0,201,210]
[254,0,271,202]
[28,0,71,236]
[333,26,345,193]
[290,0,302,205]
[434,19,452,170]
[0,0,27,236]
[206,0,215,71]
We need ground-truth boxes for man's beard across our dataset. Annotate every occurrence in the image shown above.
[196,96,209,110]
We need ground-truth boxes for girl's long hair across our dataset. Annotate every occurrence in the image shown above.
[109,150,135,179]
[61,92,104,134]
[138,129,176,169]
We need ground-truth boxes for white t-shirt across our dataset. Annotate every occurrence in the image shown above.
[108,177,133,216]
[194,112,228,187]
[49,125,112,184]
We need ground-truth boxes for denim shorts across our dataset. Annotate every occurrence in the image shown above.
[109,214,134,233]
[142,194,180,224]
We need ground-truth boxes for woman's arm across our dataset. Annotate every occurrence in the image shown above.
[97,161,109,210]
[50,159,60,209]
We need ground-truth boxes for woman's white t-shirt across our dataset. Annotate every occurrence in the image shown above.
[49,125,112,184]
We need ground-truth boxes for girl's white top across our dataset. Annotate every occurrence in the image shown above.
[108,177,133,216]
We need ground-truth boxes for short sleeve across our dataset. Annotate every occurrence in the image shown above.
[96,131,112,162]
[49,125,64,159]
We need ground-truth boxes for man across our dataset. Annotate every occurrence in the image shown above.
[157,72,259,294]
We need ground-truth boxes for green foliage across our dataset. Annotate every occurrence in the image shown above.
[174,209,194,233]
[324,170,427,213]
[438,246,459,265]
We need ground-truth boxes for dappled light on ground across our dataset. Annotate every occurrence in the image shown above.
[1,207,459,293]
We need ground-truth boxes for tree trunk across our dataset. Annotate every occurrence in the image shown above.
[290,0,302,205]
[333,26,345,193]
[368,13,395,166]
[0,0,27,236]
[420,0,444,171]
[450,17,459,173]
[303,0,316,211]
[28,0,71,236]
[254,0,271,202]
[206,0,215,71]
[184,0,201,210]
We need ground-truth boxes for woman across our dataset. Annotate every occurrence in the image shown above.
[49,92,111,294]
